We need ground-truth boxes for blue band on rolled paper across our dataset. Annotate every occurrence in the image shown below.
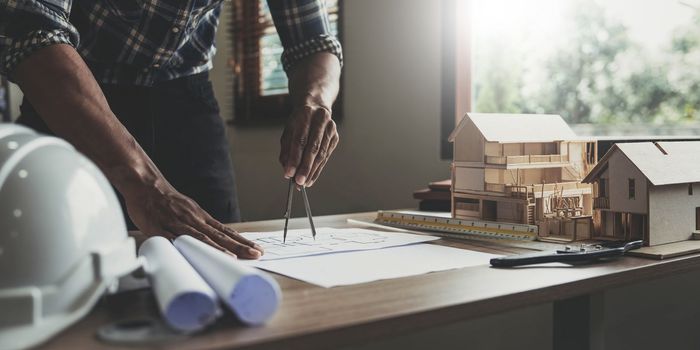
[165,292,219,331]
[229,274,280,325]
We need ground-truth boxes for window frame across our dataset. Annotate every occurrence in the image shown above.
[598,178,607,197]
[229,0,344,126]
[441,0,472,160]
[628,178,636,200]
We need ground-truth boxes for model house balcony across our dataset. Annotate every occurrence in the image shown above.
[484,182,592,196]
[593,197,610,209]
[514,182,591,195]
[484,183,508,193]
[484,154,570,166]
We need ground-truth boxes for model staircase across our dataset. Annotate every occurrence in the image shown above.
[526,191,536,225]
[508,186,537,225]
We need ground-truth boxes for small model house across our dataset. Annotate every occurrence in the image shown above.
[449,113,597,240]
[582,141,700,246]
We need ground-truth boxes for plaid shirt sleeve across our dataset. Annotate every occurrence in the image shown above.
[0,1,80,80]
[266,0,343,73]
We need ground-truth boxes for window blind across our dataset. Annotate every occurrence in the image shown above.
[259,0,339,96]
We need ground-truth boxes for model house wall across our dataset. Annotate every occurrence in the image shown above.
[607,151,648,215]
[454,168,484,192]
[649,184,700,246]
[454,118,485,163]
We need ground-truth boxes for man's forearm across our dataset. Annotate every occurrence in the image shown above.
[13,44,162,194]
[288,52,341,110]
[12,44,264,256]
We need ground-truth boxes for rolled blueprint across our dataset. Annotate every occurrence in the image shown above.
[138,237,220,332]
[173,235,281,325]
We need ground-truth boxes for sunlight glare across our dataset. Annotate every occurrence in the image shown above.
[471,0,569,49]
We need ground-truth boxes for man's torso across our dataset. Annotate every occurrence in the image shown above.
[71,0,222,86]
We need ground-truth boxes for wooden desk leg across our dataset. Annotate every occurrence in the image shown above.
[553,292,605,350]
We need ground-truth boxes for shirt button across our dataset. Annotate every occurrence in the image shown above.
[172,27,180,33]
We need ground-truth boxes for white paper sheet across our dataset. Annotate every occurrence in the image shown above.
[242,244,499,288]
[245,227,438,260]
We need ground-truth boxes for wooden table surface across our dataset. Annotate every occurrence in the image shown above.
[40,212,700,350]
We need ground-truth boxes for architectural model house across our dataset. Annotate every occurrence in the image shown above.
[582,141,700,246]
[449,113,598,240]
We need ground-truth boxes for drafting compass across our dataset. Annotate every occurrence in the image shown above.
[282,178,317,243]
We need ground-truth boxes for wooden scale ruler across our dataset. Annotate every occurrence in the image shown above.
[374,210,538,241]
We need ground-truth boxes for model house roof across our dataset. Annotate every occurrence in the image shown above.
[448,113,583,143]
[583,141,700,186]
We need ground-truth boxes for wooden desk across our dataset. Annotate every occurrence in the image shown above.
[40,212,700,350]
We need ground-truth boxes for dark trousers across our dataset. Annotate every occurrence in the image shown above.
[17,72,241,229]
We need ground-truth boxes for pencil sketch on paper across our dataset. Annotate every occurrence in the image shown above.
[244,228,438,260]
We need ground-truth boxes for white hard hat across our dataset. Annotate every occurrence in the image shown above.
[0,124,142,350]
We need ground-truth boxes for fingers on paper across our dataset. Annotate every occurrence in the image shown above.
[177,224,233,257]
[209,219,265,255]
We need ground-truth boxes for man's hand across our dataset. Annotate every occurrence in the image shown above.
[280,104,339,187]
[123,179,264,259]
[280,52,341,187]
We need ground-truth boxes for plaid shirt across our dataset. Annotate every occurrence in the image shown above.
[0,0,342,86]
